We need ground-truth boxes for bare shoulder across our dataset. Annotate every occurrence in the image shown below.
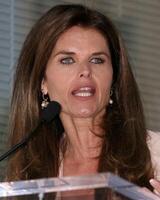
[147,130,160,179]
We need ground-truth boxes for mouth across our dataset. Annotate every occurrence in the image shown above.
[71,86,95,97]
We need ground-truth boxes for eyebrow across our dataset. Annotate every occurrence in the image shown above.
[53,50,110,58]
[53,51,75,57]
[92,52,110,58]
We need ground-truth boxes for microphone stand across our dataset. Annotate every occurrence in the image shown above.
[0,101,63,162]
[0,122,42,162]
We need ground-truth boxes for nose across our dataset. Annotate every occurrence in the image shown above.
[79,63,92,78]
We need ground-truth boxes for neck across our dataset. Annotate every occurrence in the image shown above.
[60,112,105,161]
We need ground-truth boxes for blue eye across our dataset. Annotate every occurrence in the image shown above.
[90,57,105,64]
[60,57,75,65]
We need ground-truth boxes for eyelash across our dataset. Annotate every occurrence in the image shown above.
[90,57,105,64]
[59,57,105,65]
[60,57,75,65]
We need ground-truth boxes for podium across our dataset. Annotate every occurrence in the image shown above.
[0,172,159,199]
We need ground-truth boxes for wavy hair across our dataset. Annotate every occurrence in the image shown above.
[7,4,153,190]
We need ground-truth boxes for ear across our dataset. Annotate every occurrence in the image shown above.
[41,78,48,94]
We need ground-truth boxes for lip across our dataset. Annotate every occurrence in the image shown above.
[70,83,96,99]
[72,86,95,94]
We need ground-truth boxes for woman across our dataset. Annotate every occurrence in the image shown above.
[6,3,160,197]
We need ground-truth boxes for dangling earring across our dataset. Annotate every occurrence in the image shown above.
[109,89,113,105]
[41,93,49,109]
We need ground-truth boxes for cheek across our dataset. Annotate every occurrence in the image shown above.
[46,75,69,102]
[100,68,113,85]
[98,71,113,101]
[100,83,111,103]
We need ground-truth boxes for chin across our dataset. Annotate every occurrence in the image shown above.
[71,108,98,118]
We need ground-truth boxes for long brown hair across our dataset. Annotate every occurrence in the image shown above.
[7,4,153,190]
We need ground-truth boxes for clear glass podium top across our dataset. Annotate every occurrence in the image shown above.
[0,172,159,200]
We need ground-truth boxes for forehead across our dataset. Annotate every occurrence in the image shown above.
[53,26,109,53]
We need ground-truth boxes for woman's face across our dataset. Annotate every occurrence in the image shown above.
[42,26,113,118]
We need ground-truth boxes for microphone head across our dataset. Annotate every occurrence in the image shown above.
[41,101,61,123]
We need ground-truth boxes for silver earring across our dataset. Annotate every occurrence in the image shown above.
[109,89,113,105]
[41,93,49,109]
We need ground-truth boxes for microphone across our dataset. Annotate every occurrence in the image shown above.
[0,101,63,162]
[41,100,61,123]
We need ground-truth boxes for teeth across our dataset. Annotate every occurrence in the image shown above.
[72,86,95,97]
[75,92,93,97]
[79,87,92,91]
